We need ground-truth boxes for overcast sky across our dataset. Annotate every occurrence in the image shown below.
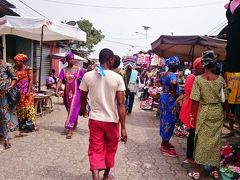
[9,0,228,58]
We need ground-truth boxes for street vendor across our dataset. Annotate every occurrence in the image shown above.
[224,0,240,72]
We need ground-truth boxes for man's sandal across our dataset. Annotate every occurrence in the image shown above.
[188,172,200,180]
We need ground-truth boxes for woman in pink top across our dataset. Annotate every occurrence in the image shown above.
[56,52,85,139]
[179,57,204,163]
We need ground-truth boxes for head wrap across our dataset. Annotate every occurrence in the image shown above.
[14,53,29,63]
[60,52,74,64]
[193,57,203,69]
[165,56,180,66]
[201,50,218,67]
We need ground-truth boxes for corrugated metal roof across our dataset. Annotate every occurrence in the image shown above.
[0,0,19,18]
[0,0,16,8]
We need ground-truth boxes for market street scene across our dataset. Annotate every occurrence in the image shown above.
[0,0,240,180]
[0,97,238,180]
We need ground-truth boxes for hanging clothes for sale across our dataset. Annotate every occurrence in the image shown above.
[225,72,240,104]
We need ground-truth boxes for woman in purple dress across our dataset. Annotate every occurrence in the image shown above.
[56,52,85,139]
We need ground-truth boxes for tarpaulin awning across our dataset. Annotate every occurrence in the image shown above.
[50,52,88,63]
[151,35,227,61]
[0,15,86,41]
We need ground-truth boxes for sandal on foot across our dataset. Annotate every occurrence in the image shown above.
[168,143,175,149]
[4,141,11,149]
[210,170,219,179]
[66,131,73,139]
[188,172,200,180]
[103,174,114,180]
[183,159,190,164]
[15,132,28,138]
[34,126,39,131]
[183,158,194,164]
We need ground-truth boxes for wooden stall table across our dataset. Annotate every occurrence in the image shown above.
[43,94,53,113]
[34,95,45,117]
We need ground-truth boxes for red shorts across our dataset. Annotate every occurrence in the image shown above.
[88,119,119,170]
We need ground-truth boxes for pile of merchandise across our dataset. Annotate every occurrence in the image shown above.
[173,123,189,138]
[220,142,240,180]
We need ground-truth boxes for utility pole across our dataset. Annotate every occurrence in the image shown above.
[142,26,151,46]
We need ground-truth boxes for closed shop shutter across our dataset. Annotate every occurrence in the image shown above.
[33,43,51,86]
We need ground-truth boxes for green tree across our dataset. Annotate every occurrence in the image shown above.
[77,19,105,54]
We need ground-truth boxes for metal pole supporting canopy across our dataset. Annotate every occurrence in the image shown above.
[38,25,44,92]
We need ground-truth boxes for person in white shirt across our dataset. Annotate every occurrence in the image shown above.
[80,48,127,180]
[184,67,191,76]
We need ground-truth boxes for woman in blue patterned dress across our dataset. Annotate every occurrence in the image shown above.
[159,56,179,157]
[0,49,18,149]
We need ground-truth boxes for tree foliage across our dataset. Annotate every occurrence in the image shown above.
[77,19,105,53]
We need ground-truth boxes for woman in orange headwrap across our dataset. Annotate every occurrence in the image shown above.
[14,53,37,132]
[179,57,204,163]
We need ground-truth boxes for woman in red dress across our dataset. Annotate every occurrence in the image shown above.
[179,57,204,163]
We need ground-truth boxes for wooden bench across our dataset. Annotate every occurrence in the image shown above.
[34,96,45,117]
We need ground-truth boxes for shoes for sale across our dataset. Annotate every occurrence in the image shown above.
[174,131,188,137]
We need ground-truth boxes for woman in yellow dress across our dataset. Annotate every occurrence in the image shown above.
[188,51,229,179]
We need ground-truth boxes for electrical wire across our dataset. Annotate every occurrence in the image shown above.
[103,31,141,37]
[18,0,49,19]
[8,0,36,17]
[209,22,228,35]
[38,0,223,10]
[106,35,159,41]
[103,39,149,48]
[205,20,227,35]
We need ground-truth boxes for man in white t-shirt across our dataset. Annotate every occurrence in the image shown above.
[80,48,127,180]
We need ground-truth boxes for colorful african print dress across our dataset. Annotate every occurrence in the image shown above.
[159,72,178,141]
[0,63,18,139]
[190,75,228,167]
[59,67,85,130]
[15,67,36,125]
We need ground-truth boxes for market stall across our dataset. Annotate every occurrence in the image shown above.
[0,15,86,90]
[151,35,227,63]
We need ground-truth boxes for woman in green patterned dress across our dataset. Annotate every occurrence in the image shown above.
[188,51,229,180]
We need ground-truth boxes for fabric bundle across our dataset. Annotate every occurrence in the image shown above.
[220,142,240,179]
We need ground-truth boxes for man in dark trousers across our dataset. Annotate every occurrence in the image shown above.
[125,63,138,113]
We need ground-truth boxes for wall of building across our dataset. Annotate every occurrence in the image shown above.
[6,35,33,67]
